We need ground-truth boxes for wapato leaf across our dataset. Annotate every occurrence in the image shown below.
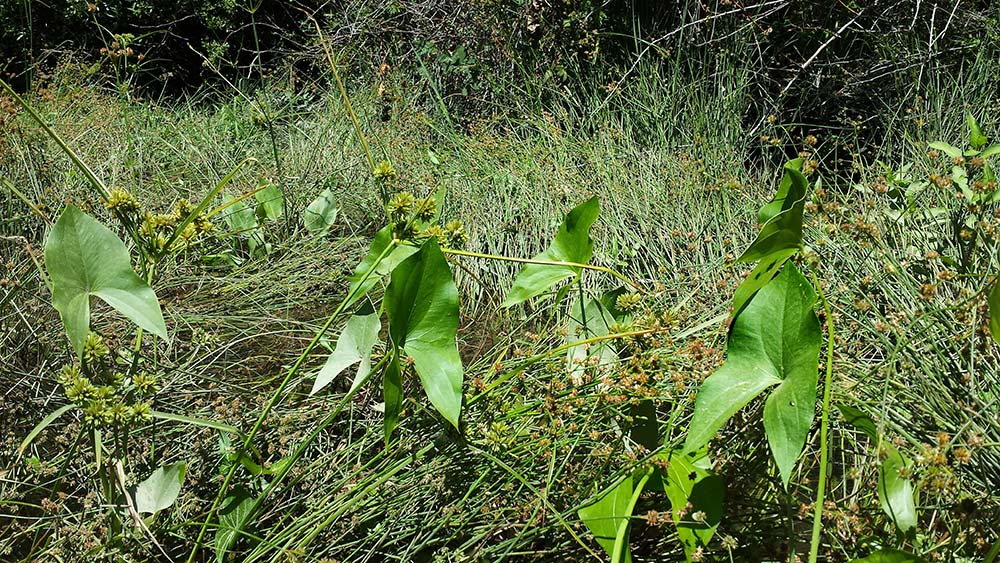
[848,549,930,563]
[503,196,600,307]
[222,194,266,257]
[311,301,381,395]
[578,474,636,563]
[303,188,339,235]
[663,451,724,562]
[738,165,807,264]
[686,264,820,488]
[981,144,1000,159]
[254,179,283,222]
[345,225,418,310]
[838,404,917,533]
[131,462,186,514]
[45,205,168,357]
[385,239,463,429]
[565,296,619,382]
[731,163,808,316]
[989,280,1000,346]
[215,485,256,562]
[968,113,988,150]
[757,158,803,224]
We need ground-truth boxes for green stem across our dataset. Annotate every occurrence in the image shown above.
[185,240,398,562]
[441,247,645,294]
[808,271,835,563]
[0,78,110,201]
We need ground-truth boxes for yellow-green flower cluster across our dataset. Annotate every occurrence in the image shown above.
[138,198,214,253]
[56,332,156,429]
[105,188,142,217]
[386,191,468,249]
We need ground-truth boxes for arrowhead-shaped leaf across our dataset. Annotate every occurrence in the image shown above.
[311,301,381,395]
[663,451,724,562]
[383,348,403,443]
[503,197,599,307]
[385,239,463,429]
[131,462,186,514]
[303,188,339,235]
[45,205,168,357]
[738,165,807,264]
[928,141,962,159]
[685,263,820,490]
[254,180,284,222]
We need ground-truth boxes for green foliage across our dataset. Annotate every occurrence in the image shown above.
[131,462,186,514]
[45,205,168,357]
[504,196,600,307]
[303,188,339,235]
[578,471,644,563]
[215,486,256,562]
[310,302,381,396]
[685,263,820,487]
[848,549,930,563]
[385,238,464,431]
[839,405,917,534]
[662,452,724,562]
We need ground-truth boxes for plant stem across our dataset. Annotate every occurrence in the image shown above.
[808,271,835,563]
[185,240,398,562]
[441,247,646,293]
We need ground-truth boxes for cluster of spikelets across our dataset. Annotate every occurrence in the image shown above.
[56,332,156,428]
[105,188,214,254]
[386,190,468,248]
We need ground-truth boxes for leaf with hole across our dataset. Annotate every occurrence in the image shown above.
[131,462,186,514]
[685,263,820,489]
[503,196,599,307]
[45,205,168,357]
[663,451,724,562]
[311,301,381,395]
[385,238,463,429]
[303,188,339,235]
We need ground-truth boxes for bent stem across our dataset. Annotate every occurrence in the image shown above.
[441,247,646,294]
[808,271,835,563]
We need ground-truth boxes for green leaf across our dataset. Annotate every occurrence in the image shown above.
[578,476,634,563]
[345,225,418,310]
[19,404,75,454]
[150,410,240,435]
[989,280,1000,346]
[731,247,798,317]
[503,197,600,307]
[738,166,807,264]
[45,206,168,357]
[131,462,186,514]
[685,264,820,490]
[980,144,1000,159]
[254,180,283,222]
[848,549,930,563]
[757,158,804,224]
[383,348,403,443]
[838,404,917,533]
[385,239,463,428]
[968,113,988,149]
[222,194,266,257]
[928,141,962,159]
[311,302,381,395]
[663,451,724,562]
[215,485,256,562]
[303,188,339,235]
